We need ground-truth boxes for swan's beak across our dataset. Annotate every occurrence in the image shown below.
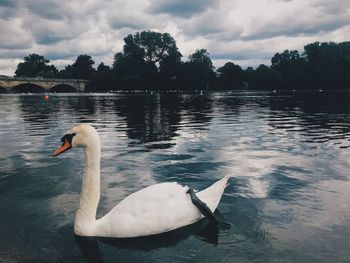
[53,140,72,156]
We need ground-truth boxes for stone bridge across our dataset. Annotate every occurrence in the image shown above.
[0,76,88,93]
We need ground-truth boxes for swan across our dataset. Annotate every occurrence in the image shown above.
[53,124,229,238]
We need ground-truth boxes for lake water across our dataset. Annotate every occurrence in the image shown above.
[1,91,350,263]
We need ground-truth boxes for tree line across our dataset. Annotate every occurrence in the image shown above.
[13,30,350,91]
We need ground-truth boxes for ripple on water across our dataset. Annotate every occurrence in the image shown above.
[1,93,350,262]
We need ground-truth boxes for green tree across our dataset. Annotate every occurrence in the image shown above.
[88,62,115,92]
[15,54,58,78]
[113,31,182,73]
[304,42,321,65]
[97,62,110,73]
[188,49,214,69]
[271,50,306,89]
[251,64,282,90]
[41,65,59,78]
[217,62,244,89]
[113,50,146,79]
[159,52,183,89]
[57,68,73,79]
[69,54,95,79]
[303,41,350,88]
[112,31,182,90]
[132,31,182,64]
[180,49,215,89]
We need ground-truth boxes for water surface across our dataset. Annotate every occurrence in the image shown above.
[1,91,350,262]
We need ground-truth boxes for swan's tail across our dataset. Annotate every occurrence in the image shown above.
[197,176,230,212]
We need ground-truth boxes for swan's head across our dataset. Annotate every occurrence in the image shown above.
[53,124,99,156]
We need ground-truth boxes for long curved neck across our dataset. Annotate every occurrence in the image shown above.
[75,141,101,235]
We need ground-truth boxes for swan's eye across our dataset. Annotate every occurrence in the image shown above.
[60,133,77,144]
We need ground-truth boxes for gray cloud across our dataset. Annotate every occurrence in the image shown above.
[22,17,88,45]
[0,19,33,49]
[182,17,224,37]
[110,18,144,30]
[1,0,350,75]
[23,0,72,20]
[147,0,218,18]
[243,14,350,41]
[211,51,271,61]
[312,0,350,14]
[109,14,159,31]
[0,49,30,59]
[0,1,20,19]
[241,0,350,42]
[0,0,18,7]
[180,8,243,41]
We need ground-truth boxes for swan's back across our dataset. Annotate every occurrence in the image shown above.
[95,177,228,238]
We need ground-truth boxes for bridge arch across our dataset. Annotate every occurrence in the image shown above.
[13,83,47,93]
[50,84,77,93]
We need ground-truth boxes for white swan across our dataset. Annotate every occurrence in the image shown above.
[53,124,229,238]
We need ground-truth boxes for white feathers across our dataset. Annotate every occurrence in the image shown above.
[63,124,228,238]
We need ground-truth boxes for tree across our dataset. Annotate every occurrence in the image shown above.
[303,41,350,88]
[217,62,244,89]
[254,64,282,89]
[112,31,182,90]
[15,54,58,78]
[132,31,182,65]
[69,54,95,79]
[304,42,321,65]
[88,62,114,92]
[179,49,215,89]
[97,62,110,73]
[159,52,183,89]
[24,54,49,64]
[57,68,73,79]
[114,31,182,73]
[40,65,59,78]
[113,50,146,79]
[271,50,307,88]
[188,49,214,68]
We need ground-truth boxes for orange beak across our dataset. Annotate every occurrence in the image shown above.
[53,140,72,156]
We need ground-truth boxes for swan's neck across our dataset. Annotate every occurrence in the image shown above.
[75,143,101,235]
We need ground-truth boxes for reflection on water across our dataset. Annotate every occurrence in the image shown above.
[1,91,350,262]
[75,219,223,263]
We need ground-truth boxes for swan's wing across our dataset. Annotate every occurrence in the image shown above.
[96,182,203,238]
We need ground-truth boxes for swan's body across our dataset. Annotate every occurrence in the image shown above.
[54,124,228,238]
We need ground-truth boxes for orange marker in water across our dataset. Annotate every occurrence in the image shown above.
[44,95,49,100]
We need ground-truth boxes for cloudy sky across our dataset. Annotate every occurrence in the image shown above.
[1,0,350,75]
